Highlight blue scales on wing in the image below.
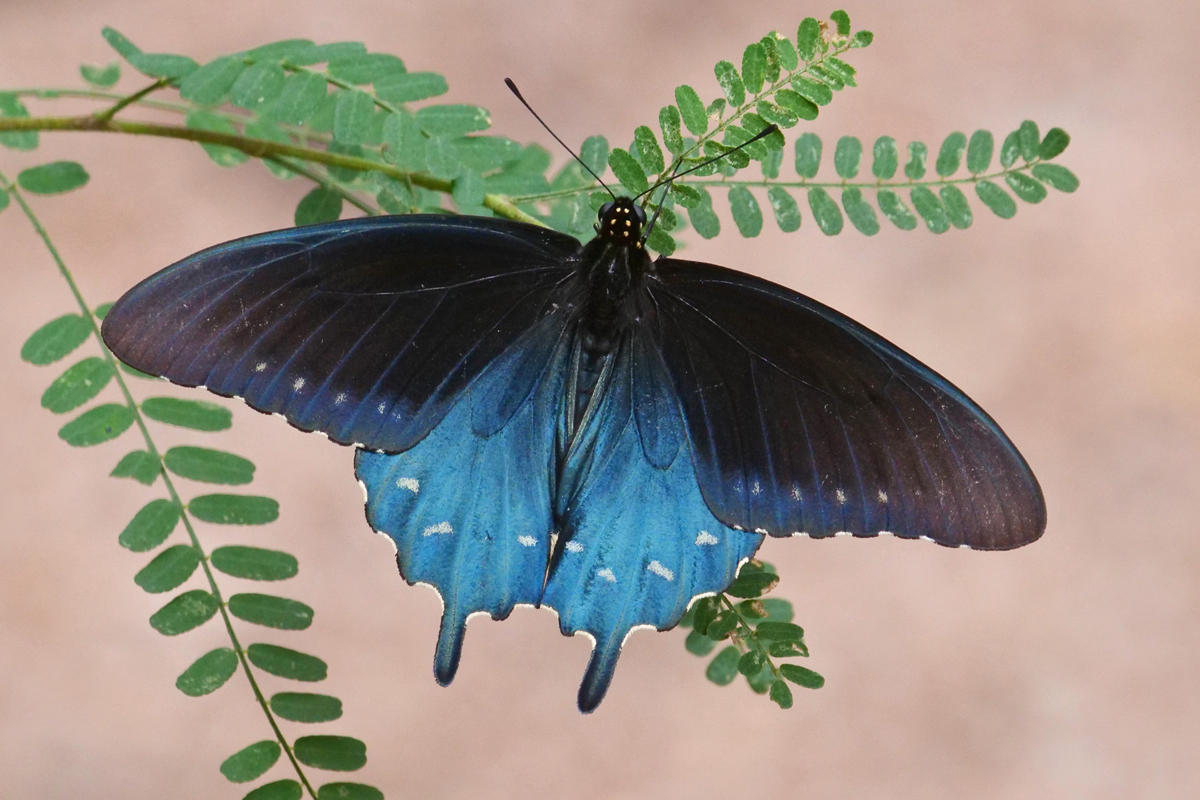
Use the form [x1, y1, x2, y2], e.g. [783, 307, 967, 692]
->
[355, 325, 762, 711]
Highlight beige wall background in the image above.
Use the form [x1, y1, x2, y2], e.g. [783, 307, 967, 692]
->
[1, 0, 1196, 797]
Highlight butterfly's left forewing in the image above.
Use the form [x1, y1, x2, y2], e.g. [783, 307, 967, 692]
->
[101, 215, 581, 452]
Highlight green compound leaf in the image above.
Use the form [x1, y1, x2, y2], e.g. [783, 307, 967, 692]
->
[164, 446, 255, 485]
[746, 661, 774, 694]
[451, 170, 485, 210]
[0, 190, 7, 214]
[841, 188, 879, 235]
[229, 62, 286, 112]
[375, 71, 448, 104]
[179, 56, 246, 105]
[0, 92, 39, 150]
[247, 38, 315, 61]
[713, 60, 745, 106]
[706, 609, 739, 641]
[796, 17, 821, 61]
[774, 88, 818, 121]
[295, 187, 343, 226]
[741, 42, 766, 94]
[791, 76, 832, 107]
[212, 546, 298, 581]
[229, 593, 314, 630]
[111, 450, 161, 485]
[806, 187, 843, 236]
[271, 72, 328, 125]
[687, 188, 720, 239]
[761, 147, 783, 179]
[1031, 163, 1080, 193]
[940, 185, 973, 229]
[633, 126, 665, 175]
[270, 692, 343, 723]
[425, 135, 462, 180]
[578, 135, 609, 177]
[93, 302, 113, 320]
[18, 161, 90, 194]
[706, 646, 741, 685]
[22, 314, 92, 365]
[149, 589, 219, 636]
[831, 9, 852, 35]
[755, 100, 798, 129]
[645, 227, 676, 257]
[659, 106, 684, 155]
[1017, 120, 1040, 162]
[333, 90, 375, 146]
[176, 647, 239, 697]
[317, 783, 384, 800]
[760, 598, 794, 622]
[327, 53, 405, 85]
[966, 129, 993, 173]
[247, 643, 328, 682]
[41, 357, 113, 413]
[1039, 127, 1071, 160]
[904, 141, 927, 180]
[689, 596, 720, 635]
[127, 53, 198, 81]
[141, 397, 232, 431]
[737, 599, 767, 619]
[738, 649, 767, 677]
[728, 187, 762, 237]
[100, 26, 140, 58]
[80, 62, 120, 87]
[1005, 171, 1047, 204]
[850, 30, 874, 48]
[134, 544, 201, 593]
[58, 403, 134, 446]
[769, 678, 794, 709]
[294, 736, 367, 772]
[766, 186, 801, 232]
[910, 186, 950, 233]
[999, 129, 1021, 168]
[768, 640, 809, 658]
[877, 189, 918, 230]
[685, 628, 717, 656]
[674, 85, 707, 136]
[755, 621, 805, 643]
[726, 569, 781, 598]
[415, 104, 490, 136]
[119, 499, 180, 552]
[449, 135, 518, 172]
[221, 740, 282, 783]
[189, 494, 279, 525]
[780, 663, 826, 689]
[186, 110, 248, 167]
[794, 132, 822, 178]
[833, 136, 861, 179]
[244, 779, 303, 800]
[935, 131, 967, 177]
[810, 64, 843, 91]
[290, 42, 367, 66]
[824, 56, 857, 86]
[771, 31, 799, 71]
[670, 183, 701, 209]
[607, 148, 649, 196]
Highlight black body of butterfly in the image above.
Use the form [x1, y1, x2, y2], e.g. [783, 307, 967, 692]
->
[101, 195, 1045, 712]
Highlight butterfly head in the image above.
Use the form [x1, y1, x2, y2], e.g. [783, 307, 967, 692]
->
[596, 198, 647, 248]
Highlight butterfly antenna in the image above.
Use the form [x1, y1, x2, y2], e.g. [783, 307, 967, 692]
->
[505, 78, 616, 199]
[635, 124, 780, 203]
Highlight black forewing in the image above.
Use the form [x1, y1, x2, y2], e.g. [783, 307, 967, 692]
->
[645, 258, 1045, 550]
[102, 215, 581, 452]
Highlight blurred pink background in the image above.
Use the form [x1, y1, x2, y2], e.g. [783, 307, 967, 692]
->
[2, 0, 1196, 797]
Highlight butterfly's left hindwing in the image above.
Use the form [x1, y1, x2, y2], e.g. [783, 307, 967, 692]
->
[101, 216, 580, 452]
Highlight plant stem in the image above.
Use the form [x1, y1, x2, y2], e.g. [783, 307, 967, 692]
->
[1, 172, 320, 799]
[0, 113, 541, 226]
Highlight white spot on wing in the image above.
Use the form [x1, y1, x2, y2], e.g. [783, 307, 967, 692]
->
[396, 477, 419, 493]
[751, 481, 762, 496]
[292, 377, 305, 391]
[422, 521, 453, 536]
[878, 490, 888, 503]
[695, 531, 719, 546]
[597, 567, 617, 583]
[564, 541, 584, 553]
[517, 535, 537, 547]
[791, 485, 802, 501]
[836, 488, 847, 504]
[647, 560, 674, 581]
[335, 392, 347, 405]
[255, 362, 267, 372]
[377, 403, 386, 414]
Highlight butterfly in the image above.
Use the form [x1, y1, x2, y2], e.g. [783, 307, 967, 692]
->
[101, 131, 1045, 712]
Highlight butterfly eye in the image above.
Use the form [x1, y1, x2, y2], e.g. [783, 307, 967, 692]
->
[599, 201, 614, 218]
[633, 204, 647, 225]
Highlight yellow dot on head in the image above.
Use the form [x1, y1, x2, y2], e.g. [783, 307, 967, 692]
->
[625, 220, 631, 227]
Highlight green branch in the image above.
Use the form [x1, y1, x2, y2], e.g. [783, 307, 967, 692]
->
[1, 171, 320, 800]
[0, 113, 541, 226]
